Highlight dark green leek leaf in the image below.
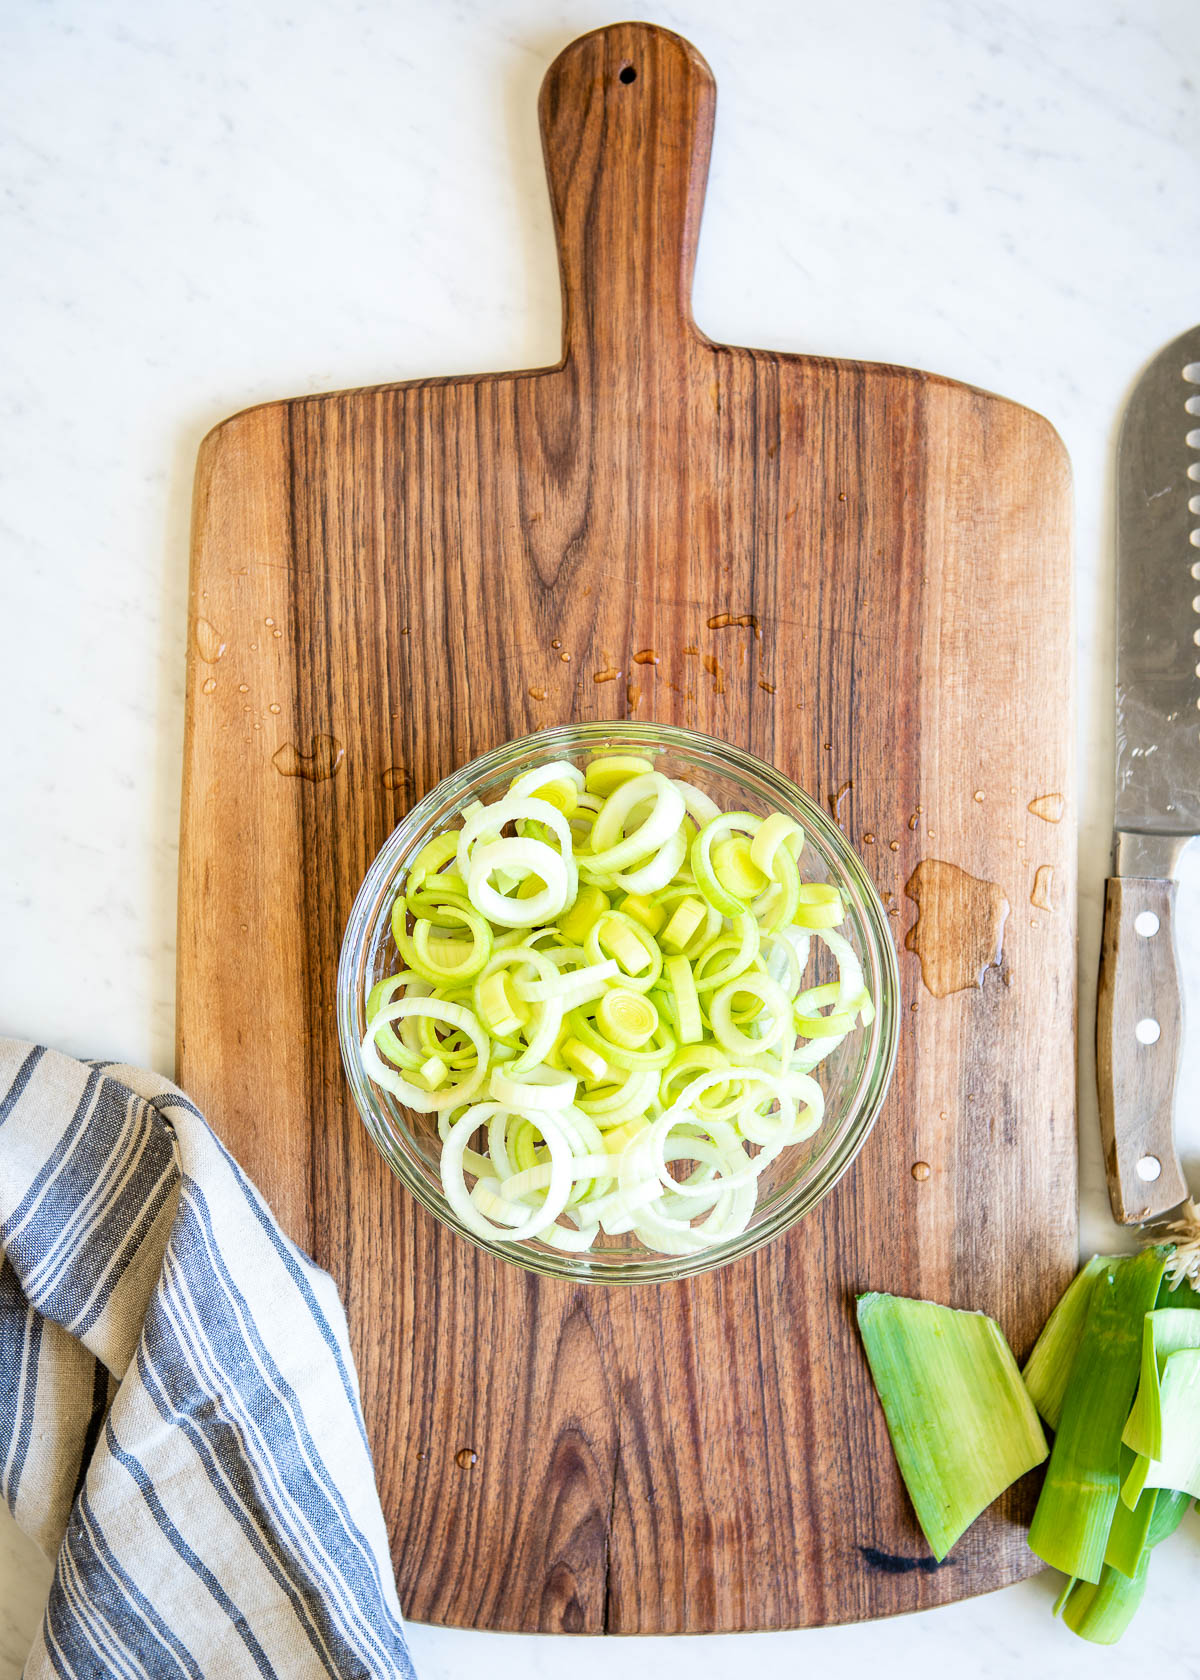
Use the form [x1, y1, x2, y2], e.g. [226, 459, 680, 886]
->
[1061, 1558, 1149, 1644]
[1028, 1248, 1168, 1583]
[1023, 1256, 1112, 1430]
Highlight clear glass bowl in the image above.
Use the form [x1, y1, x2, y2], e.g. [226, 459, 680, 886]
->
[337, 722, 899, 1284]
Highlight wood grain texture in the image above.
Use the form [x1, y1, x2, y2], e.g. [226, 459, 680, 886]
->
[177, 21, 1077, 1631]
[1097, 876, 1187, 1223]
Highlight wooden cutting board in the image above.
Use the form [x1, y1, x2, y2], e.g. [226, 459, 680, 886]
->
[178, 21, 1076, 1632]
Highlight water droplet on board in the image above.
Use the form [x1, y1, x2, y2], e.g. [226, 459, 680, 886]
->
[551, 639, 562, 649]
[911, 1161, 931, 1181]
[250, 641, 258, 651]
[593, 667, 620, 684]
[1030, 865, 1055, 911]
[415, 1448, 428, 1463]
[973, 790, 985, 804]
[265, 617, 274, 626]
[400, 626, 410, 636]
[626, 683, 642, 709]
[201, 677, 217, 695]
[862, 833, 875, 845]
[837, 491, 848, 502]
[889, 840, 900, 852]
[702, 654, 726, 695]
[238, 683, 249, 693]
[908, 813, 920, 830]
[905, 859, 1011, 998]
[559, 651, 571, 662]
[272, 734, 345, 782]
[195, 618, 227, 663]
[529, 686, 547, 700]
[828, 780, 853, 821]
[758, 679, 776, 694]
[269, 702, 281, 714]
[633, 648, 659, 665]
[1028, 792, 1065, 823]
[706, 612, 762, 639]
[381, 765, 410, 791]
[455, 1447, 478, 1469]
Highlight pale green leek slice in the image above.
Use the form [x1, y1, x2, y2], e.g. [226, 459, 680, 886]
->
[1022, 1255, 1111, 1429]
[1027, 1248, 1168, 1583]
[1122, 1347, 1200, 1507]
[1122, 1306, 1200, 1467]
[856, 1292, 1048, 1562]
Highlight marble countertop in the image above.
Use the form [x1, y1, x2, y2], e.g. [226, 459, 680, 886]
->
[3, 0, 1200, 1672]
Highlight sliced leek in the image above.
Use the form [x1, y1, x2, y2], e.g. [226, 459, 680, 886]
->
[361, 749, 875, 1258]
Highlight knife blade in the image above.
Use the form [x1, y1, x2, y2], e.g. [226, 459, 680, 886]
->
[1098, 324, 1200, 1224]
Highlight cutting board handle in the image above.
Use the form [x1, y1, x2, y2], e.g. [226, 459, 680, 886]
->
[538, 22, 716, 362]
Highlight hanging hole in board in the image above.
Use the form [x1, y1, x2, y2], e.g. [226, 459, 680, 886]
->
[1136, 1154, 1162, 1183]
[619, 64, 637, 83]
[1185, 363, 1200, 383]
[1134, 911, 1160, 938]
[1135, 1017, 1161, 1045]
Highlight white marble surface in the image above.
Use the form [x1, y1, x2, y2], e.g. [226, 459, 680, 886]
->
[3, 0, 1200, 1671]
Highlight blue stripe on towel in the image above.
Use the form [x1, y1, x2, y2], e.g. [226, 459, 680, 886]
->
[0, 1044, 45, 1128]
[2, 1067, 103, 1245]
[97, 1434, 276, 1678]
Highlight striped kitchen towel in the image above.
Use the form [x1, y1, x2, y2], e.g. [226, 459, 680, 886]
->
[0, 1040, 416, 1679]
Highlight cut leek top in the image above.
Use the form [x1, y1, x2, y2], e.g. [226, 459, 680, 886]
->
[359, 753, 874, 1258]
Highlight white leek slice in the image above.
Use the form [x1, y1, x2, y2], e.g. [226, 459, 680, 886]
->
[489, 1066, 578, 1111]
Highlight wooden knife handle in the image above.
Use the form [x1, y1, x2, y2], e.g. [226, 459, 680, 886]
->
[1097, 876, 1188, 1223]
[538, 22, 716, 358]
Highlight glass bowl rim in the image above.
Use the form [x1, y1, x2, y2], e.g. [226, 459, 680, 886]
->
[337, 721, 900, 1284]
